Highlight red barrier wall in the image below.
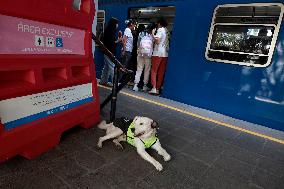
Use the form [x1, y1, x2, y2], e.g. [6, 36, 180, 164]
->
[0, 0, 100, 162]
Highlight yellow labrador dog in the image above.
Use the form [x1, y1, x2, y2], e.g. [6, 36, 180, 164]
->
[97, 116, 171, 171]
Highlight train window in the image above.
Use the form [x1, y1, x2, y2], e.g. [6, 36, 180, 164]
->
[205, 4, 284, 67]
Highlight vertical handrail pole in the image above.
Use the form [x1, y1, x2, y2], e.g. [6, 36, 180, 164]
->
[110, 66, 119, 122]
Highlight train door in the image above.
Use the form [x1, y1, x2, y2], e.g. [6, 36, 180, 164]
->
[94, 10, 106, 77]
[96, 10, 106, 44]
[129, 6, 176, 95]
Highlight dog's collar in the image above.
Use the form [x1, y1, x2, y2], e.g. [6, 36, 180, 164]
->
[134, 132, 144, 137]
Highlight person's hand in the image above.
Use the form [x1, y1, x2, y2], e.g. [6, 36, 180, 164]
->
[115, 37, 122, 43]
[152, 28, 157, 36]
[118, 31, 122, 38]
[121, 50, 125, 56]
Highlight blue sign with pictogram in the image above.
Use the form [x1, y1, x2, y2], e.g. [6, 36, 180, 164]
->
[56, 38, 63, 47]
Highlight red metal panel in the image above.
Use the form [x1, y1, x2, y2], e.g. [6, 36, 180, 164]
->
[0, 0, 100, 163]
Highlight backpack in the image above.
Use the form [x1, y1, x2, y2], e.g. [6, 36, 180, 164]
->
[139, 34, 153, 57]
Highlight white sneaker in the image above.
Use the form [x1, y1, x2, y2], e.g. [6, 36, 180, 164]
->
[133, 84, 139, 91]
[149, 88, 158, 94]
[143, 85, 149, 92]
[107, 82, 113, 87]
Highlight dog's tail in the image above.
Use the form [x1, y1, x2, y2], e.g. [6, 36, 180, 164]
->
[97, 120, 108, 130]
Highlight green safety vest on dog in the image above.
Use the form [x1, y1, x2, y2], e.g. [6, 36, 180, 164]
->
[126, 122, 158, 148]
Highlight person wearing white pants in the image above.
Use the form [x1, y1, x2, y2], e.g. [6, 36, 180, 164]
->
[133, 26, 154, 92]
[133, 56, 152, 91]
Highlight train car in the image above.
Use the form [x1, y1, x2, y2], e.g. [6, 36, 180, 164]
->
[95, 0, 284, 132]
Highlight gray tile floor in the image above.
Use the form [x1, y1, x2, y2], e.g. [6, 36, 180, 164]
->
[1, 87, 284, 189]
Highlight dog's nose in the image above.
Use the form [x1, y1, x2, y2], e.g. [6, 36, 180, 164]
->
[131, 128, 135, 133]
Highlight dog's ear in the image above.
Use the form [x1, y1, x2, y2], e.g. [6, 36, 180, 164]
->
[151, 120, 158, 128]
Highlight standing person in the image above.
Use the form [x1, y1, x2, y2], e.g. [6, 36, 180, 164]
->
[121, 20, 135, 67]
[120, 19, 136, 83]
[100, 17, 121, 86]
[129, 24, 145, 85]
[133, 25, 154, 92]
[149, 18, 169, 95]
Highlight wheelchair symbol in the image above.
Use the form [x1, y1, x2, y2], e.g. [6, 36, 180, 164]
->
[56, 38, 63, 47]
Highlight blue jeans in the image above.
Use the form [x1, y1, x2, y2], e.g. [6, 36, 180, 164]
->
[100, 55, 115, 84]
[119, 51, 132, 82]
[121, 51, 132, 68]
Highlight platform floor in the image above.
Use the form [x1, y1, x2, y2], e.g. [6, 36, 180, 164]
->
[1, 86, 284, 189]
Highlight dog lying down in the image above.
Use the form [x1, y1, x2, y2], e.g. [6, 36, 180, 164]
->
[97, 116, 171, 171]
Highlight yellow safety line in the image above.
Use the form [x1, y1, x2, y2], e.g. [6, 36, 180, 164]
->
[98, 85, 284, 145]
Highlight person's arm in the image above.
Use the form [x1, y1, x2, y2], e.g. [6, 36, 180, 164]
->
[154, 37, 161, 44]
[137, 33, 142, 48]
[115, 37, 122, 43]
[122, 35, 128, 55]
[137, 33, 142, 54]
[153, 28, 162, 44]
[115, 31, 123, 43]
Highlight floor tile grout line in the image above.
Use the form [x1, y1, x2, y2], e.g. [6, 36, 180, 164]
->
[73, 154, 93, 173]
[52, 138, 136, 179]
[210, 150, 262, 182]
[190, 163, 213, 188]
[251, 157, 260, 182]
[166, 145, 212, 167]
[47, 166, 74, 189]
[133, 168, 156, 186]
[260, 139, 268, 155]
[250, 157, 284, 179]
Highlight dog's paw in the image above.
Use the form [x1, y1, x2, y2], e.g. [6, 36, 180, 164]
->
[115, 143, 124, 150]
[155, 162, 163, 172]
[97, 138, 103, 149]
[164, 154, 171, 162]
[97, 143, 102, 149]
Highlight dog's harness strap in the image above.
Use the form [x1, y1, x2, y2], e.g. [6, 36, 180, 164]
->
[126, 122, 136, 147]
[148, 138, 158, 148]
[143, 136, 158, 148]
[126, 121, 158, 148]
[140, 139, 145, 145]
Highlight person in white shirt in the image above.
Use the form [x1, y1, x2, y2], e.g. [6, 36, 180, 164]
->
[121, 20, 135, 69]
[149, 18, 169, 95]
[119, 20, 135, 83]
[133, 25, 154, 92]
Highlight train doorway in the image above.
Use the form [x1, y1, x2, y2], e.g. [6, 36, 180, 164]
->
[128, 6, 176, 95]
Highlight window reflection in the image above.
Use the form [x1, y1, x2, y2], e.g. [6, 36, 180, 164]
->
[210, 25, 275, 55]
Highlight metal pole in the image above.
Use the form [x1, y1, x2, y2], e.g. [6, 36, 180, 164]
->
[110, 65, 119, 122]
[100, 71, 133, 110]
[92, 33, 134, 121]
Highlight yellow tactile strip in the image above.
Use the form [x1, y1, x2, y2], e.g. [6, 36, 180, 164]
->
[98, 85, 284, 145]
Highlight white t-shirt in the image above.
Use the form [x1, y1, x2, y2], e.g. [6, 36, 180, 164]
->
[123, 28, 133, 52]
[152, 27, 169, 57]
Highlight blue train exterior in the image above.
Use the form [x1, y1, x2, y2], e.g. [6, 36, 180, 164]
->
[95, 0, 284, 131]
